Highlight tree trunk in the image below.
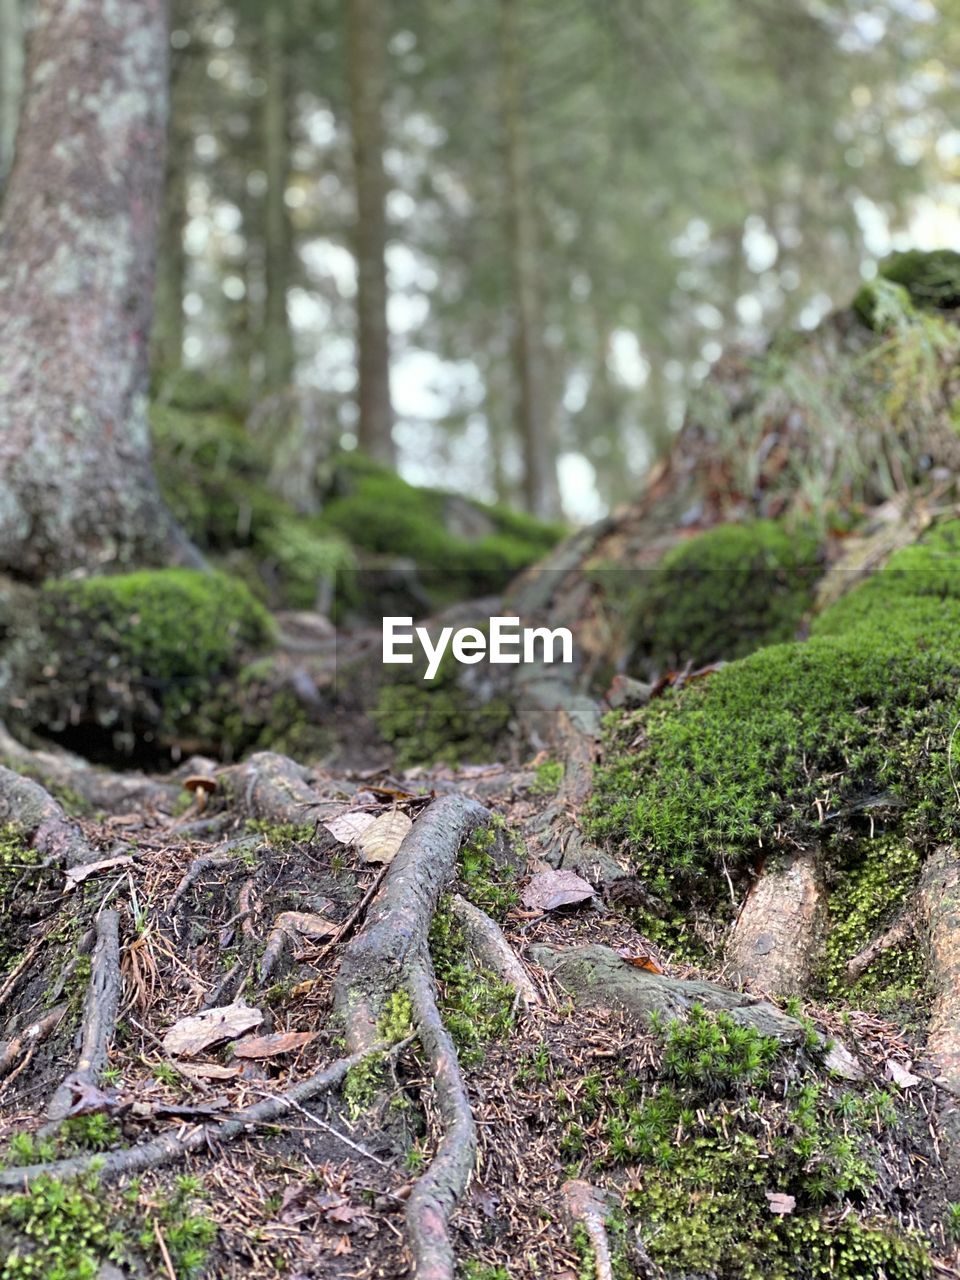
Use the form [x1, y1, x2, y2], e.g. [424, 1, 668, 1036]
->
[0, 0, 22, 186]
[346, 0, 395, 466]
[499, 0, 557, 520]
[262, 0, 295, 395]
[0, 0, 196, 580]
[151, 4, 190, 377]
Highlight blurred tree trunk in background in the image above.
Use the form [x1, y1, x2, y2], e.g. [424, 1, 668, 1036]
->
[152, 5, 190, 377]
[0, 0, 22, 186]
[263, 0, 295, 394]
[0, 0, 195, 580]
[499, 0, 557, 519]
[347, 0, 395, 466]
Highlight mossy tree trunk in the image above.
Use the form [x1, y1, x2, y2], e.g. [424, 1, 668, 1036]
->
[0, 0, 196, 581]
[346, 0, 395, 467]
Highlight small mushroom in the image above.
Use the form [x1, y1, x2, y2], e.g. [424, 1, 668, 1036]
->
[182, 774, 218, 813]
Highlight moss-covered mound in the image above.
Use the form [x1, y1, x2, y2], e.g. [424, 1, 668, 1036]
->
[629, 519, 822, 669]
[15, 569, 273, 757]
[152, 393, 563, 617]
[589, 520, 960, 908]
[855, 248, 960, 329]
[548, 1006, 933, 1279]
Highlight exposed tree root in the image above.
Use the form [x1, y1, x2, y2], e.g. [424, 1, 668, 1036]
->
[0, 1044, 386, 1189]
[726, 849, 826, 996]
[0, 763, 97, 867]
[920, 845, 960, 1091]
[43, 908, 121, 1128]
[0, 1005, 66, 1081]
[448, 894, 540, 1009]
[562, 1180, 616, 1280]
[332, 794, 487, 1052]
[221, 750, 322, 825]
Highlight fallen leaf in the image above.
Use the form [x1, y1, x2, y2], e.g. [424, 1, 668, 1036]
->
[175, 1062, 242, 1082]
[62, 1077, 119, 1117]
[359, 809, 413, 864]
[64, 855, 135, 890]
[233, 1030, 318, 1059]
[280, 911, 337, 939]
[618, 951, 664, 975]
[162, 1001, 263, 1058]
[322, 810, 378, 845]
[765, 1191, 796, 1216]
[332, 1236, 352, 1256]
[823, 1040, 864, 1081]
[326, 1202, 367, 1224]
[522, 869, 594, 912]
[885, 1058, 921, 1088]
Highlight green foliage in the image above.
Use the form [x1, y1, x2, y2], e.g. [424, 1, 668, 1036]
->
[820, 837, 926, 1014]
[659, 1006, 781, 1094]
[137, 1175, 217, 1280]
[379, 990, 414, 1043]
[430, 899, 515, 1068]
[589, 522, 960, 905]
[458, 821, 519, 921]
[630, 520, 821, 668]
[530, 759, 564, 795]
[40, 569, 272, 683]
[373, 653, 512, 769]
[461, 1265, 510, 1280]
[318, 454, 563, 604]
[343, 1052, 387, 1119]
[854, 249, 960, 328]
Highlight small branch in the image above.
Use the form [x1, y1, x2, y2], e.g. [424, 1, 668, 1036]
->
[42, 909, 121, 1128]
[846, 908, 916, 983]
[0, 1043, 387, 1188]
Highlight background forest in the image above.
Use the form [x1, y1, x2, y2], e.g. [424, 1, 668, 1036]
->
[3, 0, 957, 520]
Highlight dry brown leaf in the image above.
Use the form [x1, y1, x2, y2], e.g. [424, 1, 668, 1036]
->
[233, 1030, 318, 1059]
[765, 1191, 796, 1215]
[64, 855, 135, 890]
[359, 809, 413, 864]
[162, 1001, 263, 1058]
[281, 911, 337, 939]
[322, 809, 378, 845]
[175, 1062, 243, 1082]
[522, 869, 594, 912]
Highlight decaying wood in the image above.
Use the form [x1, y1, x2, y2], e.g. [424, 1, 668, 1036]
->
[726, 849, 826, 996]
[449, 893, 540, 1008]
[920, 845, 960, 1092]
[562, 1181, 615, 1280]
[43, 908, 121, 1128]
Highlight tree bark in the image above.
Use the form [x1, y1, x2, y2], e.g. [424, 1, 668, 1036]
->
[499, 0, 558, 519]
[346, 0, 395, 466]
[262, 0, 295, 394]
[151, 2, 190, 377]
[0, 0, 195, 580]
[0, 0, 22, 186]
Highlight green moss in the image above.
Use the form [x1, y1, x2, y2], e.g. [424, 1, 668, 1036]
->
[819, 837, 926, 1015]
[0, 1170, 215, 1280]
[430, 898, 515, 1068]
[588, 523, 960, 910]
[379, 990, 414, 1044]
[630, 520, 822, 668]
[343, 1053, 387, 1119]
[530, 759, 564, 795]
[373, 653, 511, 769]
[854, 249, 960, 328]
[657, 1005, 781, 1094]
[458, 820, 519, 922]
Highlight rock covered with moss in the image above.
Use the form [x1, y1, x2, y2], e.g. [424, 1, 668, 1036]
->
[11, 569, 274, 758]
[628, 518, 822, 669]
[854, 248, 960, 329]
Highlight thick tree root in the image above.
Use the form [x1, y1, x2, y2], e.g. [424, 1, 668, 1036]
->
[333, 794, 487, 1051]
[726, 849, 826, 996]
[562, 1181, 616, 1280]
[332, 794, 488, 1278]
[0, 1044, 385, 1189]
[920, 845, 960, 1091]
[0, 763, 97, 867]
[42, 908, 121, 1128]
[220, 750, 322, 825]
[449, 894, 540, 1008]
